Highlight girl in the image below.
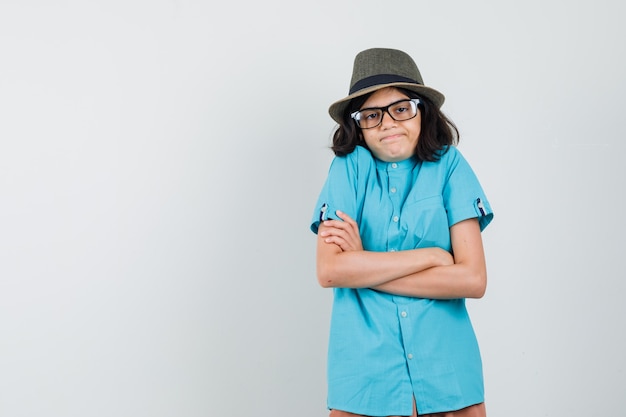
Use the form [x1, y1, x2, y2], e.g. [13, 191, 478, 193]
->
[311, 48, 494, 417]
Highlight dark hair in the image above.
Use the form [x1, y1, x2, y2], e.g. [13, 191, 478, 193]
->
[330, 88, 459, 162]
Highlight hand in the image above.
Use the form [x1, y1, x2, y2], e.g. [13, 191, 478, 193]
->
[318, 210, 363, 252]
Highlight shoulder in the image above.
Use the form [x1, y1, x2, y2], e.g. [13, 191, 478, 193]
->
[329, 145, 376, 173]
[349, 145, 376, 164]
[431, 145, 473, 173]
[438, 145, 462, 163]
[420, 145, 462, 170]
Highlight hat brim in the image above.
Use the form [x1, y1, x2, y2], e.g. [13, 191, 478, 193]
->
[328, 82, 445, 124]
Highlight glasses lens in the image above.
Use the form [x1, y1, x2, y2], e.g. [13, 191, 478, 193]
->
[354, 99, 418, 129]
[357, 109, 382, 128]
[388, 100, 417, 121]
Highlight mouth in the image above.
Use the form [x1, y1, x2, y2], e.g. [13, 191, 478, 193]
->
[380, 134, 402, 142]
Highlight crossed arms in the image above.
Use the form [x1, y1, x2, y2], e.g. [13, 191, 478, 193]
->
[316, 210, 487, 299]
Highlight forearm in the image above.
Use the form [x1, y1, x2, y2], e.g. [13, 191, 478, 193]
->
[373, 219, 488, 299]
[372, 262, 487, 299]
[317, 245, 449, 289]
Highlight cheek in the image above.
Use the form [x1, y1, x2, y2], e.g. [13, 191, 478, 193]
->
[361, 132, 375, 146]
[412, 120, 422, 141]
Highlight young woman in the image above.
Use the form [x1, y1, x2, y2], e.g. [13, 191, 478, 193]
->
[310, 48, 494, 417]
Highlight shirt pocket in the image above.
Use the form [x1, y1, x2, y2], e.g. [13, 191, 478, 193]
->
[403, 195, 450, 249]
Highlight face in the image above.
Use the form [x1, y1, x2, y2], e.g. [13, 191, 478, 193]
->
[358, 87, 421, 162]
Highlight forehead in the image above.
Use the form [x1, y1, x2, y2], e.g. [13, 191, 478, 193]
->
[362, 87, 410, 107]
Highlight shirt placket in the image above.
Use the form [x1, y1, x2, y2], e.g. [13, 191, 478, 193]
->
[396, 303, 426, 405]
[387, 161, 424, 402]
[387, 162, 402, 252]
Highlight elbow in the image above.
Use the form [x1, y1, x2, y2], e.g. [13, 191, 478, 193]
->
[317, 274, 333, 288]
[318, 279, 334, 289]
[316, 263, 337, 288]
[471, 284, 487, 299]
[317, 257, 351, 289]
[468, 270, 487, 299]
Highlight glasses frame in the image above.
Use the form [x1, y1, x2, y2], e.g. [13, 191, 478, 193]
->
[350, 98, 421, 129]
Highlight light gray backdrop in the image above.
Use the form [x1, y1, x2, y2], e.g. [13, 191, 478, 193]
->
[1, 1, 624, 416]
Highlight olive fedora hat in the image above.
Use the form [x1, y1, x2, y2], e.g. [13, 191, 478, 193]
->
[328, 48, 445, 124]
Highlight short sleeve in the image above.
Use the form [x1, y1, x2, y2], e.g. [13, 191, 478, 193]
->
[442, 148, 493, 231]
[310, 147, 375, 234]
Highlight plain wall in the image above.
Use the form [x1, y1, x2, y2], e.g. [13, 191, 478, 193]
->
[1, 1, 624, 416]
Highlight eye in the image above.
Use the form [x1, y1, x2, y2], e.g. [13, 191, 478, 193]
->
[361, 110, 380, 121]
[392, 103, 410, 114]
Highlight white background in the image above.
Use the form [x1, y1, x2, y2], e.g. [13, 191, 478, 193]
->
[1, 1, 624, 416]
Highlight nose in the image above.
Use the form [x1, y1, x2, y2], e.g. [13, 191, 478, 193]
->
[380, 110, 396, 127]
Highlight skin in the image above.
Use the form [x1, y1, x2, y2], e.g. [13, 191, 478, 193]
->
[316, 88, 487, 299]
[359, 88, 422, 163]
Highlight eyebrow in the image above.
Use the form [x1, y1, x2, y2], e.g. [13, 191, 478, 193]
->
[359, 97, 411, 111]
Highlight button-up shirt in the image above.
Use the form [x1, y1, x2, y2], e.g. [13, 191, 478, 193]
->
[311, 145, 493, 415]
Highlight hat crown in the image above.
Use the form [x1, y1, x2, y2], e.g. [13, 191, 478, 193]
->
[349, 48, 424, 94]
[327, 48, 445, 124]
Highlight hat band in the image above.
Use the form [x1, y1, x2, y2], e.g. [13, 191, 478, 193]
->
[349, 74, 421, 95]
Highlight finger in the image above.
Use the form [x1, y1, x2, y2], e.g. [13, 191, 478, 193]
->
[319, 228, 347, 238]
[319, 222, 350, 240]
[322, 228, 350, 243]
[320, 216, 362, 251]
[322, 219, 351, 233]
[320, 226, 356, 249]
[325, 231, 361, 251]
[335, 210, 357, 228]
[323, 236, 350, 251]
[327, 237, 359, 252]
[323, 217, 357, 237]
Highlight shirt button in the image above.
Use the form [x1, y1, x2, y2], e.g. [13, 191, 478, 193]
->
[389, 249, 396, 252]
[391, 163, 398, 169]
[407, 353, 414, 360]
[393, 216, 399, 222]
[390, 187, 397, 193]
[401, 311, 407, 318]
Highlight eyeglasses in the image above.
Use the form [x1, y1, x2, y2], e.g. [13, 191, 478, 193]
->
[351, 98, 420, 129]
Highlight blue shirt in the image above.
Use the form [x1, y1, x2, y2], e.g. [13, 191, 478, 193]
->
[310, 145, 493, 415]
